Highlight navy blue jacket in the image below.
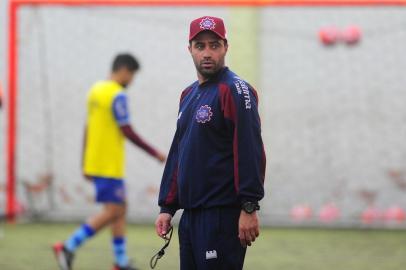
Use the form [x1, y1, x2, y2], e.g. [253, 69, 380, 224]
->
[159, 67, 266, 216]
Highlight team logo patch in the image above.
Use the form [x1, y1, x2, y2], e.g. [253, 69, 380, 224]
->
[200, 17, 216, 30]
[196, 105, 213, 123]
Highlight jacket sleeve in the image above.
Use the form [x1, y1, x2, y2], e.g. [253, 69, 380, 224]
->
[158, 128, 180, 216]
[158, 87, 193, 216]
[219, 80, 266, 206]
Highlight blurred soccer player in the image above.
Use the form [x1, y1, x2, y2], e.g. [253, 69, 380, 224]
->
[53, 53, 166, 270]
[155, 16, 266, 270]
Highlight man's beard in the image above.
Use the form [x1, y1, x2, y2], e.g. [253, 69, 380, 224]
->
[195, 60, 223, 80]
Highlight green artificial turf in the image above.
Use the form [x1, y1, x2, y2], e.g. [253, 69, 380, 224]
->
[0, 223, 405, 270]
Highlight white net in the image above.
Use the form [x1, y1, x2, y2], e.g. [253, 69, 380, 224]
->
[11, 5, 406, 227]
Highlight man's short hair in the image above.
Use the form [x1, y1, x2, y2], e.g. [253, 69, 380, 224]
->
[112, 53, 140, 72]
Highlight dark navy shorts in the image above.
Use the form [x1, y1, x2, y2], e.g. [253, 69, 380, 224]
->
[93, 177, 126, 204]
[178, 207, 246, 270]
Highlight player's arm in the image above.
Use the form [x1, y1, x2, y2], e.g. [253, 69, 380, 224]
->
[219, 81, 266, 247]
[113, 93, 166, 162]
[120, 125, 166, 162]
[81, 125, 92, 181]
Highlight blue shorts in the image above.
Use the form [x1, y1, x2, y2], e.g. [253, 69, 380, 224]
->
[93, 177, 126, 204]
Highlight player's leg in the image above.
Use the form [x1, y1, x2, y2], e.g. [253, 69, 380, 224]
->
[97, 179, 138, 270]
[87, 203, 124, 230]
[191, 207, 246, 270]
[53, 203, 122, 270]
[63, 203, 123, 253]
[63, 178, 126, 251]
[87, 177, 127, 231]
[110, 204, 138, 270]
[53, 178, 125, 270]
[179, 210, 198, 270]
[63, 222, 96, 253]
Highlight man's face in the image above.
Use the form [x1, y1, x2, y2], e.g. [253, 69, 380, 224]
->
[189, 31, 228, 79]
[117, 68, 135, 88]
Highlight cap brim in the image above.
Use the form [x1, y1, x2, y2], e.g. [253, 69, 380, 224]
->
[189, 29, 226, 41]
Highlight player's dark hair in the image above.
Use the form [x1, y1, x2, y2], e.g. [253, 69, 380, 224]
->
[112, 53, 140, 73]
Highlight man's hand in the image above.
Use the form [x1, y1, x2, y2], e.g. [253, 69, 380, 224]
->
[156, 152, 167, 163]
[238, 210, 260, 248]
[155, 213, 172, 239]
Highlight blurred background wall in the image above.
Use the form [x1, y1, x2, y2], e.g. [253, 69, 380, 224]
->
[1, 2, 406, 227]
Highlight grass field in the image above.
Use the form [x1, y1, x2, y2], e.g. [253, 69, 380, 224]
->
[0, 223, 405, 270]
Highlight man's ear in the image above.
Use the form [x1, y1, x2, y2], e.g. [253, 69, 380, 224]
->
[188, 44, 192, 54]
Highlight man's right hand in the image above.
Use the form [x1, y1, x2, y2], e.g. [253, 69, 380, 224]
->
[156, 152, 167, 163]
[155, 213, 172, 239]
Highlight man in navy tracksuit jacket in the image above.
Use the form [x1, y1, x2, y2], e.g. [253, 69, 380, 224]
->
[155, 16, 266, 270]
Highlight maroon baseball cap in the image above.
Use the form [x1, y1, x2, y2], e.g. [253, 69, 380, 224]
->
[189, 16, 227, 41]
